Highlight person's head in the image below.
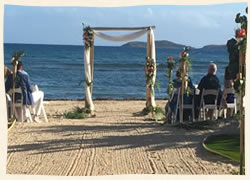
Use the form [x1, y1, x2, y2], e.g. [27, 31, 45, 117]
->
[227, 38, 239, 64]
[176, 69, 182, 79]
[226, 38, 238, 54]
[208, 63, 217, 75]
[224, 66, 233, 80]
[17, 61, 23, 71]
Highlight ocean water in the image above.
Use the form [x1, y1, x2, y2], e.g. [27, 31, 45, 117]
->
[4, 43, 229, 100]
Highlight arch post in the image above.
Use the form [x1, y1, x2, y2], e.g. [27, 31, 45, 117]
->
[83, 27, 95, 112]
[145, 28, 157, 110]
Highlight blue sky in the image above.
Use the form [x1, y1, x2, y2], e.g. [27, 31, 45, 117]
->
[4, 2, 248, 48]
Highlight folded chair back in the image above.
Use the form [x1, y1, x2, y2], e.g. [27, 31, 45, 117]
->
[199, 88, 219, 121]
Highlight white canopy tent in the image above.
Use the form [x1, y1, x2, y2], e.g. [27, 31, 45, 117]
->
[83, 26, 157, 114]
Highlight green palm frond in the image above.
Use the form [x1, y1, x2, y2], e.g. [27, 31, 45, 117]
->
[12, 51, 24, 60]
[155, 80, 160, 92]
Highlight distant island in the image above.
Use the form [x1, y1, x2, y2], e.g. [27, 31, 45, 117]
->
[121, 40, 227, 50]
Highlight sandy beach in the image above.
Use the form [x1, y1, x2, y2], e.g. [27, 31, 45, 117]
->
[7, 99, 240, 175]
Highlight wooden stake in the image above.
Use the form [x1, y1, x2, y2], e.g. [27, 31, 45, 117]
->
[146, 32, 151, 108]
[84, 46, 89, 109]
[11, 60, 17, 119]
[90, 35, 95, 96]
[180, 61, 186, 124]
[168, 69, 173, 99]
[239, 51, 245, 175]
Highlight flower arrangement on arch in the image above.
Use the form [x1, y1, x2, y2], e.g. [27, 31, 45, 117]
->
[235, 8, 247, 53]
[145, 56, 156, 87]
[234, 7, 247, 95]
[167, 56, 175, 70]
[83, 25, 94, 48]
[167, 56, 176, 97]
[179, 46, 192, 93]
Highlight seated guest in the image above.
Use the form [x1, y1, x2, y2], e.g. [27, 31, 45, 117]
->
[165, 69, 194, 122]
[221, 66, 235, 117]
[224, 66, 234, 103]
[5, 61, 44, 122]
[198, 63, 221, 99]
[196, 63, 222, 119]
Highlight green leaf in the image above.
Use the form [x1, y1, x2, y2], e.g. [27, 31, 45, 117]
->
[12, 51, 24, 60]
[155, 111, 165, 121]
[155, 80, 160, 92]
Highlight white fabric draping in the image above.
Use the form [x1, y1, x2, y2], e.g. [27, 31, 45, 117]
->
[84, 47, 95, 111]
[93, 30, 147, 42]
[146, 29, 156, 108]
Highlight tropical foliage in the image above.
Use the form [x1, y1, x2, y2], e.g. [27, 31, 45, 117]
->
[167, 56, 175, 98]
[64, 107, 90, 119]
[11, 51, 24, 65]
[235, 7, 247, 53]
[142, 106, 165, 121]
[234, 7, 247, 95]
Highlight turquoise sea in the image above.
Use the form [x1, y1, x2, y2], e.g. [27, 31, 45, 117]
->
[4, 43, 229, 100]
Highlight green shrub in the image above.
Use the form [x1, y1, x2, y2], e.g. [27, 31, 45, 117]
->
[64, 107, 90, 119]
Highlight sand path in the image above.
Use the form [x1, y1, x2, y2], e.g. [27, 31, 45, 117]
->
[7, 100, 239, 175]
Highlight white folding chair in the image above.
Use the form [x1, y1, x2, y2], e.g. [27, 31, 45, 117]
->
[199, 89, 219, 121]
[221, 88, 237, 118]
[7, 88, 33, 122]
[32, 85, 48, 122]
[179, 88, 195, 122]
[166, 88, 181, 124]
[6, 94, 12, 119]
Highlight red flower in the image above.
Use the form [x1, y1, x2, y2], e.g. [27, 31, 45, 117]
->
[238, 29, 246, 37]
[168, 56, 173, 60]
[180, 51, 185, 57]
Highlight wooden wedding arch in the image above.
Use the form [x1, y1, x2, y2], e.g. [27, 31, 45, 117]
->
[82, 26, 157, 114]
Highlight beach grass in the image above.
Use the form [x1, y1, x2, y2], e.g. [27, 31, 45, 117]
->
[64, 107, 90, 119]
[8, 118, 16, 131]
[203, 134, 244, 163]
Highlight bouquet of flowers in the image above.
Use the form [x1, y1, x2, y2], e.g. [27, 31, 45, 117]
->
[145, 56, 156, 87]
[167, 56, 175, 70]
[179, 46, 192, 92]
[83, 26, 94, 48]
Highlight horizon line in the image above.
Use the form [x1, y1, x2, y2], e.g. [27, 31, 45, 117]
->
[4, 41, 227, 49]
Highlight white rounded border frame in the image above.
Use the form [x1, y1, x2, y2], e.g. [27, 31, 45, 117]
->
[0, 0, 249, 180]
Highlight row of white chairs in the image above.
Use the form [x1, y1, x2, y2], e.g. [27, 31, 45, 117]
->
[6, 86, 48, 122]
[169, 87, 237, 124]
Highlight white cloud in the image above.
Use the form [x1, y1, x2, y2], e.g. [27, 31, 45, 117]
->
[175, 11, 221, 29]
[147, 8, 153, 16]
[143, 7, 153, 18]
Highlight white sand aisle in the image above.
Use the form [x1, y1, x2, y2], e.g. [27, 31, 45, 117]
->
[7, 100, 239, 175]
